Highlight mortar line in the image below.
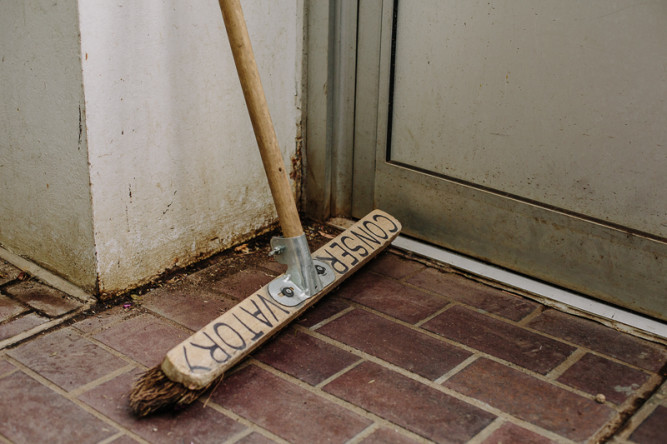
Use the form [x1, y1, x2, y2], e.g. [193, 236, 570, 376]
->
[248, 360, 432, 443]
[509, 324, 665, 374]
[0, 305, 92, 350]
[344, 422, 381, 444]
[338, 301, 661, 391]
[298, 324, 630, 411]
[222, 427, 255, 444]
[0, 246, 95, 304]
[545, 348, 587, 380]
[434, 354, 480, 385]
[466, 417, 505, 444]
[251, 357, 572, 443]
[78, 334, 150, 369]
[68, 363, 137, 398]
[2, 356, 149, 442]
[516, 305, 546, 326]
[308, 304, 356, 330]
[315, 357, 365, 389]
[202, 402, 291, 444]
[71, 308, 148, 337]
[414, 302, 456, 328]
[96, 431, 127, 444]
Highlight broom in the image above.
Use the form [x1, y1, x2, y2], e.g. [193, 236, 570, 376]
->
[129, 0, 400, 416]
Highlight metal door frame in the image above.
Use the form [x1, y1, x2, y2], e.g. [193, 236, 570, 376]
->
[306, 0, 667, 320]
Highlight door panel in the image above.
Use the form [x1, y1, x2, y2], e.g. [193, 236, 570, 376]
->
[353, 0, 667, 320]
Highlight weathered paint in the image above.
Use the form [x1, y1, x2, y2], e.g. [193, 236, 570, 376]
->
[78, 0, 304, 294]
[0, 0, 97, 290]
[1, 0, 305, 295]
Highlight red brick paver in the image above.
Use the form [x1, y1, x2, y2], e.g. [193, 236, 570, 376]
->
[253, 328, 359, 385]
[407, 267, 539, 321]
[7, 327, 128, 392]
[629, 405, 667, 444]
[4, 280, 83, 317]
[445, 358, 616, 442]
[0, 371, 117, 443]
[324, 361, 496, 443]
[93, 314, 191, 367]
[0, 312, 49, 341]
[481, 423, 557, 444]
[529, 309, 667, 372]
[336, 272, 449, 324]
[423, 305, 575, 374]
[359, 427, 422, 444]
[318, 308, 472, 380]
[212, 364, 372, 444]
[557, 353, 652, 404]
[0, 294, 28, 322]
[0, 247, 665, 444]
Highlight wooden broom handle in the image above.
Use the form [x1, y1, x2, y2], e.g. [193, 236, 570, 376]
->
[219, 0, 303, 238]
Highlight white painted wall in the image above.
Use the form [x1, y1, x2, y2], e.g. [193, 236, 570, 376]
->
[1, 0, 304, 294]
[0, 0, 97, 289]
[78, 0, 304, 294]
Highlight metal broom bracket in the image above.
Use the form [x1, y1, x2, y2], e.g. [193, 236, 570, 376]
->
[267, 234, 335, 306]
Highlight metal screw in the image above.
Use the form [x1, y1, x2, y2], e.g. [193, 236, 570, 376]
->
[315, 265, 326, 275]
[281, 287, 295, 297]
[269, 245, 285, 257]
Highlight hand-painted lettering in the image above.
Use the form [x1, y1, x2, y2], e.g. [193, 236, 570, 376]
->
[350, 228, 381, 248]
[233, 313, 264, 341]
[213, 322, 246, 351]
[315, 248, 350, 275]
[373, 213, 400, 233]
[256, 293, 290, 322]
[341, 235, 369, 258]
[182, 346, 211, 373]
[240, 299, 274, 328]
[329, 241, 359, 268]
[363, 220, 389, 239]
[190, 332, 231, 364]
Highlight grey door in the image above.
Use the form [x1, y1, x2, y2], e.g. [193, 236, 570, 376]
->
[351, 0, 667, 320]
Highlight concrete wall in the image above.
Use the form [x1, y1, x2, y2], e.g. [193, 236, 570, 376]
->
[0, 0, 97, 289]
[1, 0, 304, 294]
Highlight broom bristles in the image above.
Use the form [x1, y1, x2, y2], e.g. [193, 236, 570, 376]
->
[129, 365, 213, 417]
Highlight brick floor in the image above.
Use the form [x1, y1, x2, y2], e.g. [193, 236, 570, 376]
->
[212, 364, 372, 444]
[406, 267, 539, 322]
[0, 312, 49, 341]
[79, 370, 246, 443]
[630, 405, 667, 444]
[481, 422, 557, 444]
[318, 308, 472, 380]
[8, 327, 128, 392]
[4, 280, 83, 317]
[93, 313, 191, 367]
[556, 353, 652, 405]
[0, 259, 90, 348]
[528, 309, 667, 372]
[445, 358, 616, 441]
[0, 294, 28, 322]
[0, 248, 665, 443]
[324, 361, 495, 442]
[423, 305, 575, 374]
[336, 272, 450, 324]
[0, 371, 117, 443]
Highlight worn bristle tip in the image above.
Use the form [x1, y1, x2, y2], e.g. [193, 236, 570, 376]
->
[129, 366, 210, 417]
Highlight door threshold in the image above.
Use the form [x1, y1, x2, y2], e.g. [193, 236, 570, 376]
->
[327, 217, 666, 343]
[393, 236, 667, 343]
